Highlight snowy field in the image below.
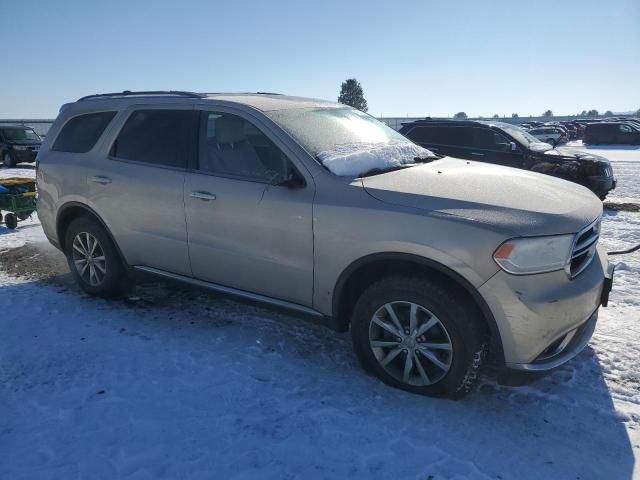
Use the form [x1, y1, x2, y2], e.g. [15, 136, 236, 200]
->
[1, 149, 639, 479]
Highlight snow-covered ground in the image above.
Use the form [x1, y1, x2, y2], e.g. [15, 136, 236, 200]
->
[1, 151, 639, 479]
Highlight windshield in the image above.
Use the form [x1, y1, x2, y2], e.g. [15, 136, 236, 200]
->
[267, 107, 435, 177]
[495, 123, 544, 147]
[1, 127, 41, 142]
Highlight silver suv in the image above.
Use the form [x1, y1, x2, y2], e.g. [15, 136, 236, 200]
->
[37, 91, 613, 398]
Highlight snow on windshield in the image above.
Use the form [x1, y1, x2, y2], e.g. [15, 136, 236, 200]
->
[317, 141, 436, 177]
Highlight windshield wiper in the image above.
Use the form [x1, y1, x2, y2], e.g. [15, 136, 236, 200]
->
[414, 155, 438, 163]
[359, 164, 415, 178]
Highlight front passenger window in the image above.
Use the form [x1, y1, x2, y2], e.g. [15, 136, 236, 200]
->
[471, 129, 512, 151]
[199, 112, 293, 184]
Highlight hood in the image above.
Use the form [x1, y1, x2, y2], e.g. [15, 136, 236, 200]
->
[543, 147, 610, 165]
[361, 157, 602, 236]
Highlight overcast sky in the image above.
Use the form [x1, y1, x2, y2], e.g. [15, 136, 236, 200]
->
[1, 0, 638, 118]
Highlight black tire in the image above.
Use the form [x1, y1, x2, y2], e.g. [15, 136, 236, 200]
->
[64, 216, 129, 297]
[17, 211, 33, 221]
[2, 152, 16, 168]
[351, 275, 487, 398]
[4, 213, 17, 229]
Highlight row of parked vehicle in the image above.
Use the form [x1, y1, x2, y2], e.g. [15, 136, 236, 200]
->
[24, 91, 614, 399]
[520, 117, 640, 146]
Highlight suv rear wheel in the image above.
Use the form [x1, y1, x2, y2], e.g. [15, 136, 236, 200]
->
[64, 216, 129, 297]
[350, 275, 486, 398]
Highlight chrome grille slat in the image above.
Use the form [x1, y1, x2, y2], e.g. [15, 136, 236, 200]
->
[572, 233, 599, 257]
[566, 218, 600, 278]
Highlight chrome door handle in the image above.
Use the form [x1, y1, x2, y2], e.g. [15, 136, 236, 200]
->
[470, 152, 484, 157]
[91, 175, 112, 184]
[190, 191, 217, 201]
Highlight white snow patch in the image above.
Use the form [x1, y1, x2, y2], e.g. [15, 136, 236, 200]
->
[317, 141, 435, 177]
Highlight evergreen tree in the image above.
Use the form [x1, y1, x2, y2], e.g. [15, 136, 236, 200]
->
[453, 112, 467, 119]
[511, 113, 519, 118]
[338, 78, 368, 112]
[543, 110, 553, 118]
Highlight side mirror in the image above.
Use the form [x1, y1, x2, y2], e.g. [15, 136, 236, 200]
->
[510, 142, 518, 152]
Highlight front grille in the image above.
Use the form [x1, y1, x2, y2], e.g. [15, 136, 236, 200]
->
[566, 218, 600, 278]
[602, 165, 613, 177]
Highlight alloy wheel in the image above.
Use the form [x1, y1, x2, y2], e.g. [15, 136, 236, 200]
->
[369, 301, 453, 386]
[72, 232, 107, 287]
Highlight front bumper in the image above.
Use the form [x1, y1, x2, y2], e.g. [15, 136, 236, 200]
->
[588, 174, 616, 197]
[479, 244, 610, 370]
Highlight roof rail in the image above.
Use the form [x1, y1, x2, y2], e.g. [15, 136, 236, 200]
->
[77, 90, 207, 102]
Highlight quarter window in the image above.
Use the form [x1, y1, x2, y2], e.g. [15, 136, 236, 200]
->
[111, 110, 191, 168]
[52, 112, 116, 153]
[198, 112, 294, 183]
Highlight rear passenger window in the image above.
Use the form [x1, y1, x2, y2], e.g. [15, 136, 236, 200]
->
[111, 110, 191, 168]
[52, 112, 116, 153]
[406, 126, 469, 146]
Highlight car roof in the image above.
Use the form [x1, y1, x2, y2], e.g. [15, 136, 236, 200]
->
[400, 119, 521, 130]
[70, 91, 340, 112]
[401, 119, 488, 128]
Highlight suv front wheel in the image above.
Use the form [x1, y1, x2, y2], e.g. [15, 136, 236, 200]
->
[351, 275, 486, 398]
[64, 216, 129, 297]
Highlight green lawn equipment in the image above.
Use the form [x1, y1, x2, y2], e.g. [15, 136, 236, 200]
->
[0, 177, 37, 229]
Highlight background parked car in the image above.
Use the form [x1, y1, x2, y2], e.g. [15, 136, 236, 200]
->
[528, 126, 568, 146]
[559, 122, 578, 139]
[0, 125, 42, 167]
[400, 119, 616, 198]
[584, 122, 640, 145]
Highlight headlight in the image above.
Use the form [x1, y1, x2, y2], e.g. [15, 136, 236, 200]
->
[493, 235, 574, 275]
[12, 145, 28, 151]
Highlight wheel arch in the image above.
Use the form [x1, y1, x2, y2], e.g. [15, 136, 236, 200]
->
[56, 202, 128, 267]
[331, 252, 505, 364]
